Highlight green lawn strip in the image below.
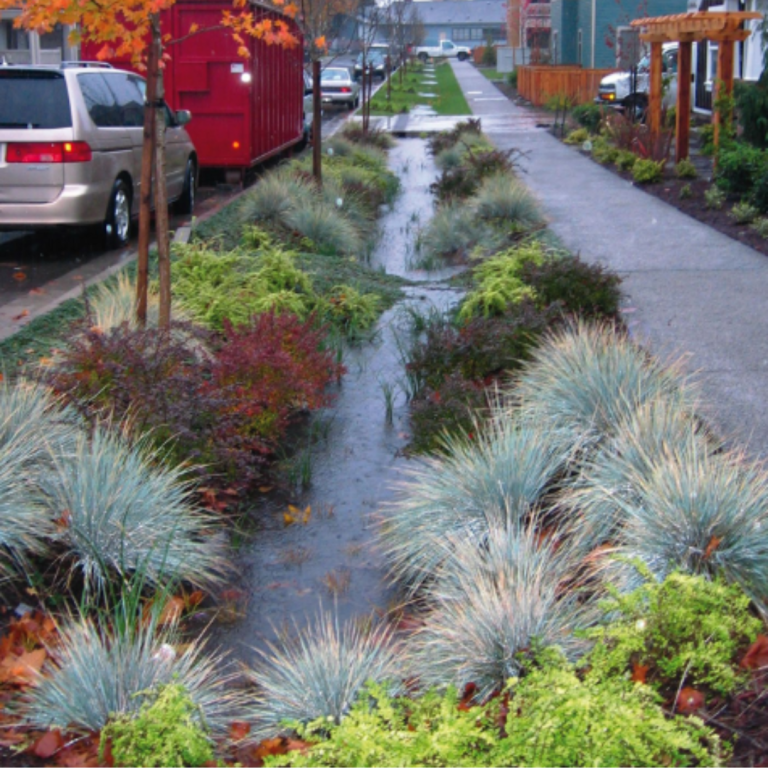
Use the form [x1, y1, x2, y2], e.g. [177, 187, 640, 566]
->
[433, 62, 471, 115]
[477, 67, 504, 81]
[369, 61, 471, 117]
[0, 297, 86, 372]
[368, 70, 431, 116]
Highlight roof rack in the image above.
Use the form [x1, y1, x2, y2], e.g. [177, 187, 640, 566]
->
[60, 61, 114, 69]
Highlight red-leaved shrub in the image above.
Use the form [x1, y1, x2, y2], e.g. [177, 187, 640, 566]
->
[47, 312, 345, 490]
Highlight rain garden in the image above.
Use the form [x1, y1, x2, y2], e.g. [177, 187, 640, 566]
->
[0, 119, 767, 766]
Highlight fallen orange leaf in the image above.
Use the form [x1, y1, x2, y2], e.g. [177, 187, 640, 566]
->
[229, 720, 251, 741]
[31, 728, 64, 758]
[676, 687, 705, 713]
[0, 648, 47, 684]
[631, 663, 650, 684]
[12, 310, 29, 321]
[741, 634, 768, 670]
[12, 271, 27, 281]
[703, 535, 722, 560]
[159, 597, 185, 625]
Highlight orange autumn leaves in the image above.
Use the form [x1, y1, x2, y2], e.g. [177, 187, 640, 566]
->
[0, 0, 299, 67]
[0, 610, 55, 688]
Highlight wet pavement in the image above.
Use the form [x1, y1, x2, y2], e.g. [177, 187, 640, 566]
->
[213, 138, 465, 662]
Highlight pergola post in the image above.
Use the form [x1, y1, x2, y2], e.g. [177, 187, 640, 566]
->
[631, 11, 760, 164]
[675, 41, 693, 163]
[713, 38, 735, 152]
[648, 41, 663, 139]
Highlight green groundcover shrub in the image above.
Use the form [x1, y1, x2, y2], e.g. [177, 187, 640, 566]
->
[586, 569, 762, 697]
[101, 683, 214, 768]
[269, 666, 724, 767]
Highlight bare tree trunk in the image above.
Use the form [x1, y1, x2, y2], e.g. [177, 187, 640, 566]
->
[361, 64, 367, 133]
[312, 58, 322, 185]
[136, 14, 159, 327]
[153, 42, 172, 329]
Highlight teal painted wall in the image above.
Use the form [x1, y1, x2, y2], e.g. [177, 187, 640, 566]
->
[550, 0, 686, 68]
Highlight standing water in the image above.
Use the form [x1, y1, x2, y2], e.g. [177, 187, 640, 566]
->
[213, 139, 464, 663]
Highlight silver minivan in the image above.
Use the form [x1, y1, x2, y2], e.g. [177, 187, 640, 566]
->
[0, 63, 197, 249]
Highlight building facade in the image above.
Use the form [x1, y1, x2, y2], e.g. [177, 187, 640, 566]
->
[549, 0, 687, 67]
[0, 11, 77, 65]
[410, 0, 507, 49]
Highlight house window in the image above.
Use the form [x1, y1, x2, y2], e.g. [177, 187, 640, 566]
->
[471, 28, 484, 40]
[0, 20, 29, 50]
[452, 28, 470, 40]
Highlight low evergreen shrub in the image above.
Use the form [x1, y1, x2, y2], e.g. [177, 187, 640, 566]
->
[571, 103, 603, 133]
[675, 158, 698, 179]
[715, 142, 766, 196]
[101, 683, 214, 768]
[586, 569, 762, 698]
[564, 127, 589, 145]
[614, 149, 637, 171]
[632, 158, 664, 184]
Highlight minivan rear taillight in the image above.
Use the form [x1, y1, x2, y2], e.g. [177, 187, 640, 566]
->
[6, 141, 92, 163]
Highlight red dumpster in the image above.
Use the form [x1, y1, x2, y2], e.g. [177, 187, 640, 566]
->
[82, 0, 305, 171]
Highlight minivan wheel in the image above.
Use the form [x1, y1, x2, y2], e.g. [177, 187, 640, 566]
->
[104, 179, 132, 249]
[175, 158, 197, 215]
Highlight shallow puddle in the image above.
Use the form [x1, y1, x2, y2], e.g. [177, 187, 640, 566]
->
[212, 139, 464, 663]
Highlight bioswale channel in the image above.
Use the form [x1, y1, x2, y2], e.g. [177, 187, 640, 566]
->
[212, 138, 465, 663]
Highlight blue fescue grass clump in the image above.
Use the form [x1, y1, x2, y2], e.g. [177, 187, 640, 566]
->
[0, 432, 52, 580]
[0, 379, 80, 579]
[0, 378, 79, 462]
[409, 521, 598, 701]
[562, 396, 715, 548]
[607, 443, 768, 605]
[23, 614, 240, 735]
[509, 322, 693, 455]
[379, 416, 573, 594]
[248, 609, 401, 738]
[36, 427, 229, 596]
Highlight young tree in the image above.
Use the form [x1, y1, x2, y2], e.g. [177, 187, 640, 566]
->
[0, 0, 299, 327]
[294, 0, 358, 183]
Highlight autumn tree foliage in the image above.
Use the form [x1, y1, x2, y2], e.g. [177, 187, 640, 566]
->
[0, 0, 299, 327]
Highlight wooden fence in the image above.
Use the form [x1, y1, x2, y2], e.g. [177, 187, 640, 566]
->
[517, 65, 617, 107]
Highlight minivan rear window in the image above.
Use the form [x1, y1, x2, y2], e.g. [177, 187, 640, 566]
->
[0, 70, 72, 129]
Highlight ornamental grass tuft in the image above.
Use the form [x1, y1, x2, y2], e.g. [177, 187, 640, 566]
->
[472, 174, 543, 229]
[608, 443, 768, 605]
[509, 322, 692, 455]
[562, 396, 713, 548]
[23, 615, 240, 734]
[379, 416, 572, 593]
[409, 521, 598, 701]
[248, 609, 401, 737]
[36, 427, 229, 595]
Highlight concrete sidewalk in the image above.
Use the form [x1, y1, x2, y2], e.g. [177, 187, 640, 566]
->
[445, 60, 768, 459]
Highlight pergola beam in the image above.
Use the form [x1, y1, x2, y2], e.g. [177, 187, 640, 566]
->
[630, 10, 762, 162]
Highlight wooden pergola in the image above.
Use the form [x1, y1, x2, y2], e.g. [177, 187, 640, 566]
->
[630, 11, 761, 162]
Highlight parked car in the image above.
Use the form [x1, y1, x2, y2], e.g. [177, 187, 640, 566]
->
[414, 40, 471, 62]
[596, 43, 678, 116]
[354, 47, 388, 80]
[320, 67, 360, 109]
[0, 62, 197, 249]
